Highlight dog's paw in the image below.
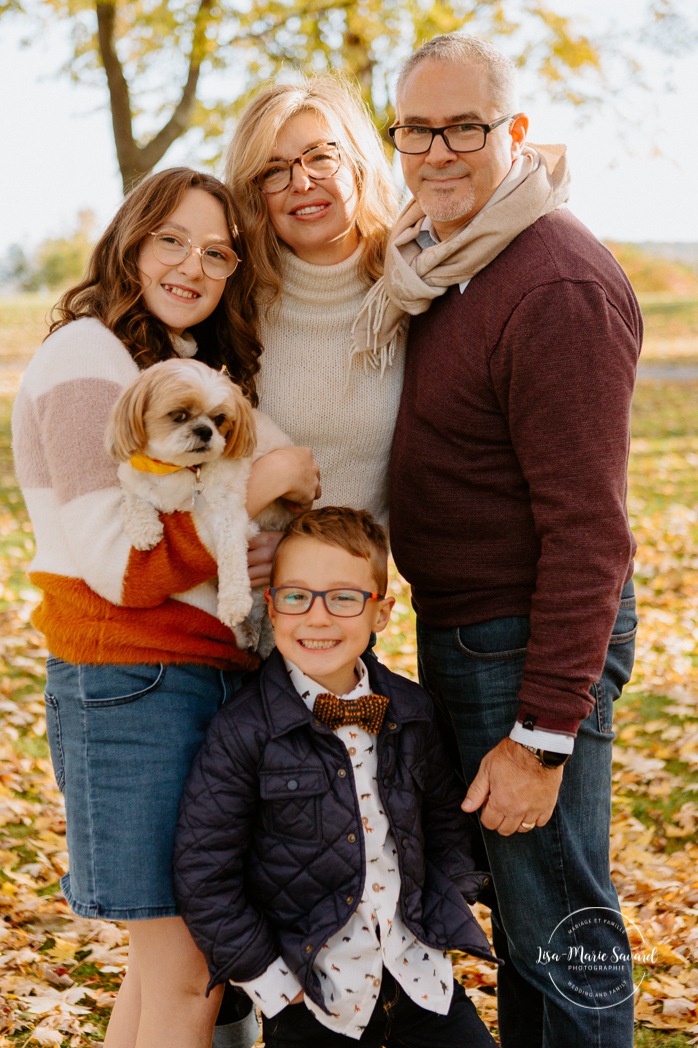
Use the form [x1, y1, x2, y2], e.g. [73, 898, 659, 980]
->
[121, 496, 164, 550]
[129, 521, 164, 551]
[218, 591, 254, 630]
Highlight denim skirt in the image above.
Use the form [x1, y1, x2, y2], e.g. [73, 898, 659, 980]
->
[44, 657, 245, 921]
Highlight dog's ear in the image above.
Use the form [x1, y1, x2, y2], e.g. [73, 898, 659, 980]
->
[104, 370, 153, 462]
[222, 387, 257, 460]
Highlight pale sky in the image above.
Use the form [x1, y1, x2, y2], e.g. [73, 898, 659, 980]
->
[1, 0, 696, 257]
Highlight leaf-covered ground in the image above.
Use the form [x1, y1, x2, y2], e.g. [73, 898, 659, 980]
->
[1, 297, 696, 1046]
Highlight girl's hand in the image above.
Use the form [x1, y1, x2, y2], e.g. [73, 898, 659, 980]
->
[247, 447, 320, 518]
[247, 531, 284, 588]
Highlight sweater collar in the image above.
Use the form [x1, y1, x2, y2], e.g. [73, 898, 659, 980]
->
[278, 242, 365, 298]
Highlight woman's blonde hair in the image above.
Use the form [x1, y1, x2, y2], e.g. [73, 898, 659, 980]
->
[224, 75, 399, 301]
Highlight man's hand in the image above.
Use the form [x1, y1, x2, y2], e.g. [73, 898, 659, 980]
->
[462, 737, 563, 836]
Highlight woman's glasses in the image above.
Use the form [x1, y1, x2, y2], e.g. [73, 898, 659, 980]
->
[147, 231, 239, 280]
[255, 143, 342, 195]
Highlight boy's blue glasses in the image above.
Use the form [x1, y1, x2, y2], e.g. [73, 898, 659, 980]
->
[265, 586, 384, 617]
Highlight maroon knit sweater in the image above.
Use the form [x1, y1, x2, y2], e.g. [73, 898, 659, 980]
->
[390, 209, 642, 736]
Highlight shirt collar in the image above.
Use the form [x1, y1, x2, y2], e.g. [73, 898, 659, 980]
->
[283, 657, 371, 712]
[416, 217, 439, 250]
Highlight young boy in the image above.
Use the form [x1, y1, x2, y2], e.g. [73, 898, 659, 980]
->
[174, 507, 497, 1047]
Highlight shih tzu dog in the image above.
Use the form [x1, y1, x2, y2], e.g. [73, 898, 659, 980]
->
[105, 357, 294, 656]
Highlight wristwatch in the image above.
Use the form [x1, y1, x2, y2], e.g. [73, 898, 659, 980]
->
[520, 744, 570, 769]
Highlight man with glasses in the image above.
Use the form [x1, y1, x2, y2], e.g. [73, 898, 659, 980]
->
[380, 33, 642, 1048]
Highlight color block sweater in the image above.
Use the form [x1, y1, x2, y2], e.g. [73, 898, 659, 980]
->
[256, 247, 405, 527]
[390, 209, 642, 735]
[12, 317, 257, 671]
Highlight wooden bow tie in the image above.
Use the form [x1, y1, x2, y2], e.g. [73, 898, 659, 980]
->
[313, 692, 390, 734]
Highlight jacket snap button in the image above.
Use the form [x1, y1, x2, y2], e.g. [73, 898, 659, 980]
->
[347, 833, 357, 843]
[338, 768, 347, 778]
[287, 779, 298, 791]
[482, 876, 490, 886]
[388, 722, 397, 731]
[346, 895, 354, 905]
[372, 882, 381, 892]
[305, 944, 313, 953]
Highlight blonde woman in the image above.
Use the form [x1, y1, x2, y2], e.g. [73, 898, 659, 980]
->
[225, 76, 403, 582]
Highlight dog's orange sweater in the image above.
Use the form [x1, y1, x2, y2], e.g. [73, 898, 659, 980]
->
[12, 317, 258, 671]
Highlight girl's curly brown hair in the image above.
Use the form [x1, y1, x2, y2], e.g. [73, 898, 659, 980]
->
[50, 167, 262, 405]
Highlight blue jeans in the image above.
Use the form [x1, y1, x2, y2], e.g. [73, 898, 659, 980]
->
[416, 582, 637, 1048]
[45, 658, 245, 919]
[262, 970, 496, 1047]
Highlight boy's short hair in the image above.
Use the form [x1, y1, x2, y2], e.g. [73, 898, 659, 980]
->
[271, 507, 389, 595]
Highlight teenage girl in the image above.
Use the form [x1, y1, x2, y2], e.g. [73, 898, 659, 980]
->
[12, 167, 320, 1048]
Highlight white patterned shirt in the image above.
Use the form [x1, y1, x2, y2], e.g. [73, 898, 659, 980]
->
[233, 657, 454, 1038]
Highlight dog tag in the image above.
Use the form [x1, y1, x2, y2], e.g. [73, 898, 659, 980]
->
[192, 491, 207, 511]
[191, 466, 204, 508]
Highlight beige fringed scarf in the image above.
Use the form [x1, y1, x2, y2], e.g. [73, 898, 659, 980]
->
[353, 144, 570, 359]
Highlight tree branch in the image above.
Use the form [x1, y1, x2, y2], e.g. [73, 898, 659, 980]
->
[137, 0, 213, 175]
[97, 0, 354, 191]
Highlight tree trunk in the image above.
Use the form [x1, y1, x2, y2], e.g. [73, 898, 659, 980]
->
[96, 0, 212, 194]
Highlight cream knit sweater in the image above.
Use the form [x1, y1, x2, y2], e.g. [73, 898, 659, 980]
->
[256, 247, 405, 527]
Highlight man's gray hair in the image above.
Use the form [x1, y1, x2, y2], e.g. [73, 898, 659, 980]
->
[396, 34, 519, 114]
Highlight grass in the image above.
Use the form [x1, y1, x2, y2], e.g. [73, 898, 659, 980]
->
[640, 298, 698, 364]
[635, 1033, 693, 1048]
[613, 688, 698, 854]
[0, 293, 55, 358]
[640, 297, 698, 337]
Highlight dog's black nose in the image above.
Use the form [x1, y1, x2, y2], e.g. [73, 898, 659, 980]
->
[193, 425, 212, 442]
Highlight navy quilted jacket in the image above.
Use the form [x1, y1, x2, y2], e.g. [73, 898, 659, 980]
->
[174, 649, 494, 1009]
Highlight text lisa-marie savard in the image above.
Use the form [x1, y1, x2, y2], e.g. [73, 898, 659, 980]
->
[536, 946, 658, 966]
